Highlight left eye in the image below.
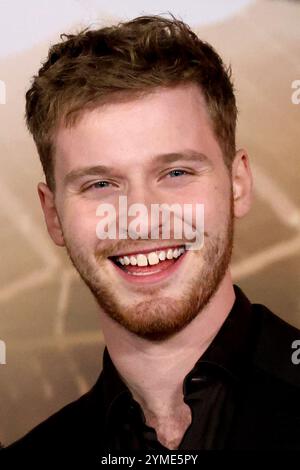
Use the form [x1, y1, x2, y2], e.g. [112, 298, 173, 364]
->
[86, 181, 112, 190]
[167, 169, 187, 177]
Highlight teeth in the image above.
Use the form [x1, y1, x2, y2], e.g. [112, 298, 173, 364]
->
[116, 246, 185, 267]
[136, 254, 148, 266]
[148, 252, 159, 265]
[123, 256, 130, 266]
[130, 270, 161, 276]
[129, 256, 137, 266]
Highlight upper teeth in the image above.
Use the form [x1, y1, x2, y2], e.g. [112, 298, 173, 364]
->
[117, 246, 185, 267]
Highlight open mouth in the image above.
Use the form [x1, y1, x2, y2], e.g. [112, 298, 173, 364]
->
[108, 245, 187, 284]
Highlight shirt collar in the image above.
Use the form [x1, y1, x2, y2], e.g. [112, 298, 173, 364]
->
[182, 285, 258, 396]
[99, 284, 257, 423]
[100, 346, 130, 426]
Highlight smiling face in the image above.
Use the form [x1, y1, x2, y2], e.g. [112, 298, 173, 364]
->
[38, 83, 252, 341]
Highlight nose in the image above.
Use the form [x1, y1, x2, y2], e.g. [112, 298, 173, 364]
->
[118, 181, 161, 241]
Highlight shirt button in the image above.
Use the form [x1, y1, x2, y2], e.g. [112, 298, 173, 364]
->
[191, 375, 208, 383]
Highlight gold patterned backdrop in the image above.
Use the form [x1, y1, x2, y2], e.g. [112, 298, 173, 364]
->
[0, 0, 300, 446]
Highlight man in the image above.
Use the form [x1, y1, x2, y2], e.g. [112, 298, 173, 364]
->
[2, 14, 300, 458]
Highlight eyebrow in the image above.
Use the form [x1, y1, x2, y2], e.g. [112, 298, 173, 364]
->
[149, 150, 210, 167]
[64, 164, 118, 186]
[63, 150, 211, 186]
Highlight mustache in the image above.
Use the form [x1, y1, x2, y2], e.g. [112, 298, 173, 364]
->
[95, 239, 188, 261]
[95, 240, 132, 260]
[95, 234, 208, 261]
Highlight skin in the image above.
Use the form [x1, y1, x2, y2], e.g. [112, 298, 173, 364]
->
[38, 83, 253, 449]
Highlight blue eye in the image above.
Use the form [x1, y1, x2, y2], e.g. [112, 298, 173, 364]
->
[168, 169, 187, 177]
[88, 181, 112, 190]
[94, 181, 110, 188]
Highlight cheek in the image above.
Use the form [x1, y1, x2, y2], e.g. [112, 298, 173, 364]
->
[194, 185, 231, 235]
[62, 201, 100, 250]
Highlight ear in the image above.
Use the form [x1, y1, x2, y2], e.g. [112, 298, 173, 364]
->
[37, 182, 65, 247]
[232, 149, 253, 218]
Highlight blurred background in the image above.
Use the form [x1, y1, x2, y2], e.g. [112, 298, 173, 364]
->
[0, 0, 300, 446]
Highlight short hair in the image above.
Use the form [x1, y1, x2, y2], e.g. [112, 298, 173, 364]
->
[25, 13, 237, 191]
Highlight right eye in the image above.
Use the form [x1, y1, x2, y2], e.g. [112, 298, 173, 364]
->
[83, 180, 114, 191]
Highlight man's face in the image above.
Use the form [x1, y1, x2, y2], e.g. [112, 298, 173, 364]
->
[48, 84, 237, 341]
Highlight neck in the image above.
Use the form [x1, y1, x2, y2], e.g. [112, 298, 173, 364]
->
[99, 272, 235, 419]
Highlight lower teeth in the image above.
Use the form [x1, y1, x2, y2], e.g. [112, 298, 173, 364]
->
[129, 270, 162, 276]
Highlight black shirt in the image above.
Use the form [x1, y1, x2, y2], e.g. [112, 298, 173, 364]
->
[2, 285, 300, 460]
[103, 284, 256, 451]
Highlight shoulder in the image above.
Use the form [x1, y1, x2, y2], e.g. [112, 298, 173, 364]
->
[249, 303, 300, 446]
[252, 302, 300, 389]
[228, 298, 300, 449]
[1, 373, 105, 458]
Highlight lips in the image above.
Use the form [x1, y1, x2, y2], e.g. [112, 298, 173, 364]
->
[109, 244, 185, 259]
[109, 245, 185, 267]
[108, 245, 188, 285]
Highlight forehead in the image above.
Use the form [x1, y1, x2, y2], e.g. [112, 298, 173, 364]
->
[54, 83, 222, 174]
